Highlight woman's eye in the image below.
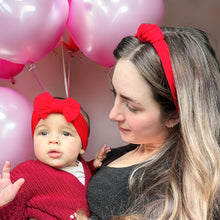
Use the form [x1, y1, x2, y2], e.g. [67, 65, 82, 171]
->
[126, 103, 137, 112]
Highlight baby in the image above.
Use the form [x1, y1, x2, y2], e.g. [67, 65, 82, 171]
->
[0, 92, 110, 219]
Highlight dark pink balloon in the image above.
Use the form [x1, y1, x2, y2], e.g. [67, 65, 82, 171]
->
[0, 0, 69, 64]
[0, 59, 25, 79]
[67, 0, 164, 67]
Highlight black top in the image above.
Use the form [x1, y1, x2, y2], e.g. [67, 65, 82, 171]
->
[87, 144, 220, 219]
[87, 144, 137, 220]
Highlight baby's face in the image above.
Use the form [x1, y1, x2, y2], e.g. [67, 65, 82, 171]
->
[33, 113, 84, 168]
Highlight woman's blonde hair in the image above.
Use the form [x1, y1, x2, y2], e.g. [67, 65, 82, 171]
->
[113, 27, 220, 219]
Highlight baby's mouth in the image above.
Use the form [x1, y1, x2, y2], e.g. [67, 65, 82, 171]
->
[48, 150, 62, 158]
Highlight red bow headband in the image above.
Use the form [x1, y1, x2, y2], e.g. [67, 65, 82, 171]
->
[135, 23, 178, 111]
[31, 92, 88, 150]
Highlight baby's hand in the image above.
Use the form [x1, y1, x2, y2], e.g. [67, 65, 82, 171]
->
[0, 161, 25, 207]
[93, 144, 111, 168]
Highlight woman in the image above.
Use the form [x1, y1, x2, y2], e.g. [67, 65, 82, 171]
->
[87, 24, 220, 219]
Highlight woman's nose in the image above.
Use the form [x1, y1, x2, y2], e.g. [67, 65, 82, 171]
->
[109, 99, 124, 121]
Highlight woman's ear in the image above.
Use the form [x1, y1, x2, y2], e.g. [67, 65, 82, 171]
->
[165, 113, 180, 128]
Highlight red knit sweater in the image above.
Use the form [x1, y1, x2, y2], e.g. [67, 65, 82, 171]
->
[0, 157, 91, 219]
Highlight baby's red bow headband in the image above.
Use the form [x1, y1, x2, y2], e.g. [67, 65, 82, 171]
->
[135, 23, 178, 112]
[31, 92, 88, 150]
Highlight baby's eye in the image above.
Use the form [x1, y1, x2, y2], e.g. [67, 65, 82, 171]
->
[40, 131, 48, 136]
[63, 131, 71, 136]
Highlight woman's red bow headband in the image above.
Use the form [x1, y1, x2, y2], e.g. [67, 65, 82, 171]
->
[31, 92, 89, 150]
[135, 23, 178, 112]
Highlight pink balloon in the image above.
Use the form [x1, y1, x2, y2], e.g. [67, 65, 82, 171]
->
[67, 0, 164, 67]
[0, 0, 69, 64]
[0, 87, 35, 169]
[0, 59, 25, 79]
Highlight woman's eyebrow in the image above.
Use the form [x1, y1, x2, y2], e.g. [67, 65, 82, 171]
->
[120, 94, 141, 105]
[111, 83, 141, 105]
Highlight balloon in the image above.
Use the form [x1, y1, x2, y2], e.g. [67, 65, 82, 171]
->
[67, 0, 164, 67]
[0, 59, 25, 80]
[0, 0, 69, 64]
[0, 87, 35, 169]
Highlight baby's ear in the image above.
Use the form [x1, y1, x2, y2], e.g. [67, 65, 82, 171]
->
[80, 148, 85, 155]
[165, 113, 179, 128]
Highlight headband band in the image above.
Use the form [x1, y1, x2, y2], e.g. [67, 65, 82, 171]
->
[31, 92, 88, 150]
[135, 23, 178, 111]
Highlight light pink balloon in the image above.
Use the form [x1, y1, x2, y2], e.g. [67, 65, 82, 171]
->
[0, 87, 35, 169]
[0, 59, 25, 79]
[0, 0, 69, 64]
[67, 0, 164, 67]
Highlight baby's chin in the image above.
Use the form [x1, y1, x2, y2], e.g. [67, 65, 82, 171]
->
[41, 160, 66, 169]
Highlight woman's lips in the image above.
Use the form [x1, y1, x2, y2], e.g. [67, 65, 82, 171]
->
[119, 126, 129, 133]
[48, 150, 62, 158]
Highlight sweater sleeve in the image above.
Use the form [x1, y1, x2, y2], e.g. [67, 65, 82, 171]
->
[0, 195, 26, 220]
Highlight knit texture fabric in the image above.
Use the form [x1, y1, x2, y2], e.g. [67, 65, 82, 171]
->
[0, 157, 91, 219]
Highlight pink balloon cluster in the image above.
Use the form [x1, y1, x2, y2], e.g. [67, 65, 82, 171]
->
[0, 0, 164, 69]
[0, 87, 35, 169]
[0, 0, 69, 64]
[67, 0, 164, 67]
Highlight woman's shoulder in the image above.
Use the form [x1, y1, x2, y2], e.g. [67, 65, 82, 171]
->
[103, 143, 137, 165]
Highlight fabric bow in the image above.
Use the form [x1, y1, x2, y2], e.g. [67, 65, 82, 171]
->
[33, 92, 80, 123]
[135, 23, 164, 43]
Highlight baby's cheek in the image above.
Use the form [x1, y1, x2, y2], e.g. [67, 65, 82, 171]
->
[34, 141, 45, 158]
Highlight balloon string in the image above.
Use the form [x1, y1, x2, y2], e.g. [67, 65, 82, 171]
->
[67, 53, 71, 97]
[29, 63, 46, 92]
[61, 38, 69, 98]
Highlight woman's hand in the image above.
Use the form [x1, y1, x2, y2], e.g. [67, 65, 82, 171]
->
[93, 144, 111, 168]
[0, 161, 24, 207]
